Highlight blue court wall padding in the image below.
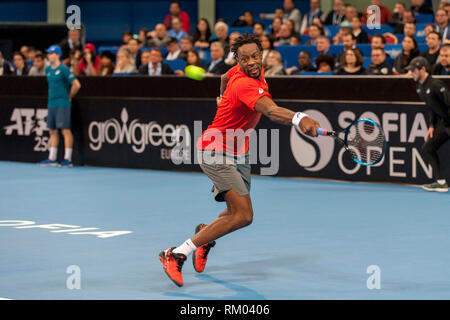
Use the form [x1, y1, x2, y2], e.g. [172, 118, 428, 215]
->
[65, 0, 198, 43]
[0, 0, 47, 22]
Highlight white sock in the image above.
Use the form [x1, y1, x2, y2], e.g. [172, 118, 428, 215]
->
[49, 147, 57, 161]
[64, 148, 73, 161]
[172, 239, 197, 256]
[437, 179, 446, 185]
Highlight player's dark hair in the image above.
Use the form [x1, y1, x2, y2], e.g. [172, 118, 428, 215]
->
[231, 32, 262, 59]
[428, 30, 442, 41]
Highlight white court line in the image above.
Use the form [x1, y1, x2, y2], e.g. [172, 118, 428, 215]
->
[0, 297, 12, 300]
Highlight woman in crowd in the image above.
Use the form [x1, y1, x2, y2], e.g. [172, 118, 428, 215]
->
[192, 18, 212, 49]
[232, 11, 255, 27]
[98, 50, 115, 76]
[260, 35, 274, 68]
[113, 48, 138, 75]
[269, 17, 283, 42]
[351, 16, 369, 43]
[393, 35, 419, 75]
[264, 50, 286, 76]
[336, 48, 366, 75]
[77, 43, 100, 76]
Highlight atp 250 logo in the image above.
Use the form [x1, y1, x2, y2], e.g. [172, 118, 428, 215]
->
[3, 108, 49, 152]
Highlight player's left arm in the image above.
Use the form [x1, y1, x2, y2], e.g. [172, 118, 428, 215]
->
[254, 95, 320, 137]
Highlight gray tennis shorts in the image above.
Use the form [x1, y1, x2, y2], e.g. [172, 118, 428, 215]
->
[198, 150, 251, 202]
[47, 107, 71, 130]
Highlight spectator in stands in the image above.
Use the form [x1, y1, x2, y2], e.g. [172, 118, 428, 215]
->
[424, 23, 437, 37]
[186, 49, 202, 67]
[324, 0, 346, 26]
[253, 23, 266, 38]
[225, 32, 241, 65]
[389, 2, 406, 29]
[332, 26, 352, 44]
[212, 22, 230, 56]
[351, 17, 370, 43]
[232, 11, 255, 27]
[179, 36, 193, 60]
[67, 48, 81, 73]
[0, 51, 13, 75]
[340, 5, 359, 27]
[260, 35, 274, 67]
[366, 47, 393, 75]
[59, 29, 83, 63]
[290, 35, 301, 45]
[442, 2, 450, 18]
[165, 37, 182, 60]
[98, 50, 115, 76]
[306, 24, 324, 45]
[138, 28, 149, 47]
[336, 48, 365, 75]
[394, 35, 419, 74]
[435, 9, 450, 42]
[168, 16, 189, 43]
[12, 52, 29, 76]
[261, 0, 302, 33]
[205, 41, 230, 75]
[20, 45, 29, 61]
[77, 43, 100, 76]
[316, 35, 332, 56]
[362, 0, 392, 25]
[420, 31, 442, 65]
[193, 18, 212, 49]
[113, 48, 138, 75]
[140, 50, 151, 67]
[127, 38, 142, 69]
[147, 24, 172, 47]
[26, 47, 36, 67]
[274, 24, 293, 46]
[286, 51, 316, 74]
[285, 19, 296, 37]
[29, 52, 46, 76]
[315, 54, 335, 73]
[431, 44, 450, 74]
[122, 31, 134, 45]
[336, 32, 357, 69]
[404, 22, 417, 38]
[300, 0, 324, 34]
[394, 9, 417, 34]
[164, 0, 191, 34]
[269, 17, 283, 42]
[311, 17, 330, 37]
[264, 50, 286, 76]
[411, 0, 434, 15]
[139, 48, 174, 76]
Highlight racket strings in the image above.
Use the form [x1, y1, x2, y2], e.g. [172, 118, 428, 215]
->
[346, 121, 385, 164]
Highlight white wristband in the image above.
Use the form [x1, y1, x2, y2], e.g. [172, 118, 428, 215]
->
[292, 112, 308, 127]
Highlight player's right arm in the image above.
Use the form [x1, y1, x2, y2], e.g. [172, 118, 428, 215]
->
[254, 95, 319, 137]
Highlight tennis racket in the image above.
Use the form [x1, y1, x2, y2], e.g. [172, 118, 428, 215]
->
[316, 119, 387, 166]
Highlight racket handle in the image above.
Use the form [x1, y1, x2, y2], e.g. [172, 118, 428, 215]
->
[316, 127, 328, 136]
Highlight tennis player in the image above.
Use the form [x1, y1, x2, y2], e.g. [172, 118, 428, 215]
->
[408, 56, 449, 192]
[38, 45, 81, 167]
[159, 33, 320, 287]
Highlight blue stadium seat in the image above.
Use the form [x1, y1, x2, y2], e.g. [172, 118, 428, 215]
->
[328, 44, 344, 56]
[362, 24, 394, 36]
[356, 44, 372, 57]
[298, 71, 335, 76]
[363, 57, 372, 68]
[275, 45, 318, 68]
[98, 46, 120, 55]
[257, 19, 273, 28]
[163, 59, 186, 71]
[324, 25, 340, 38]
[384, 44, 403, 59]
[415, 14, 434, 23]
[300, 35, 311, 44]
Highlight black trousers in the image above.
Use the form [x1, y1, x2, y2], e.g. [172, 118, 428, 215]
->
[422, 123, 450, 180]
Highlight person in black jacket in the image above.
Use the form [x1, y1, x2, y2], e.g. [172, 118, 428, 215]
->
[407, 56, 449, 192]
[58, 29, 83, 63]
[138, 48, 174, 75]
[12, 51, 29, 76]
[411, 0, 434, 15]
[431, 44, 450, 75]
[205, 41, 230, 75]
[366, 47, 393, 75]
[324, 0, 345, 25]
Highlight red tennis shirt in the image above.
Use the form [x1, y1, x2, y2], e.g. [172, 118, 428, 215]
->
[196, 64, 272, 155]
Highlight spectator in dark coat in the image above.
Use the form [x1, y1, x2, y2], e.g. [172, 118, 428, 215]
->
[0, 51, 13, 75]
[139, 48, 174, 76]
[12, 51, 30, 76]
[204, 41, 230, 76]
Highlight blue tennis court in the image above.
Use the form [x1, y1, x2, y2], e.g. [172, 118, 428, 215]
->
[0, 161, 449, 300]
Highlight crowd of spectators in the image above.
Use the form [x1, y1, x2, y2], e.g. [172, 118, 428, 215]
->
[2, 0, 450, 77]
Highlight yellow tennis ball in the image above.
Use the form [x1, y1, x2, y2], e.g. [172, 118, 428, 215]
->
[185, 65, 206, 80]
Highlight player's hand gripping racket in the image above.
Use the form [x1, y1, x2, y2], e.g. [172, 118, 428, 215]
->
[316, 119, 387, 166]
